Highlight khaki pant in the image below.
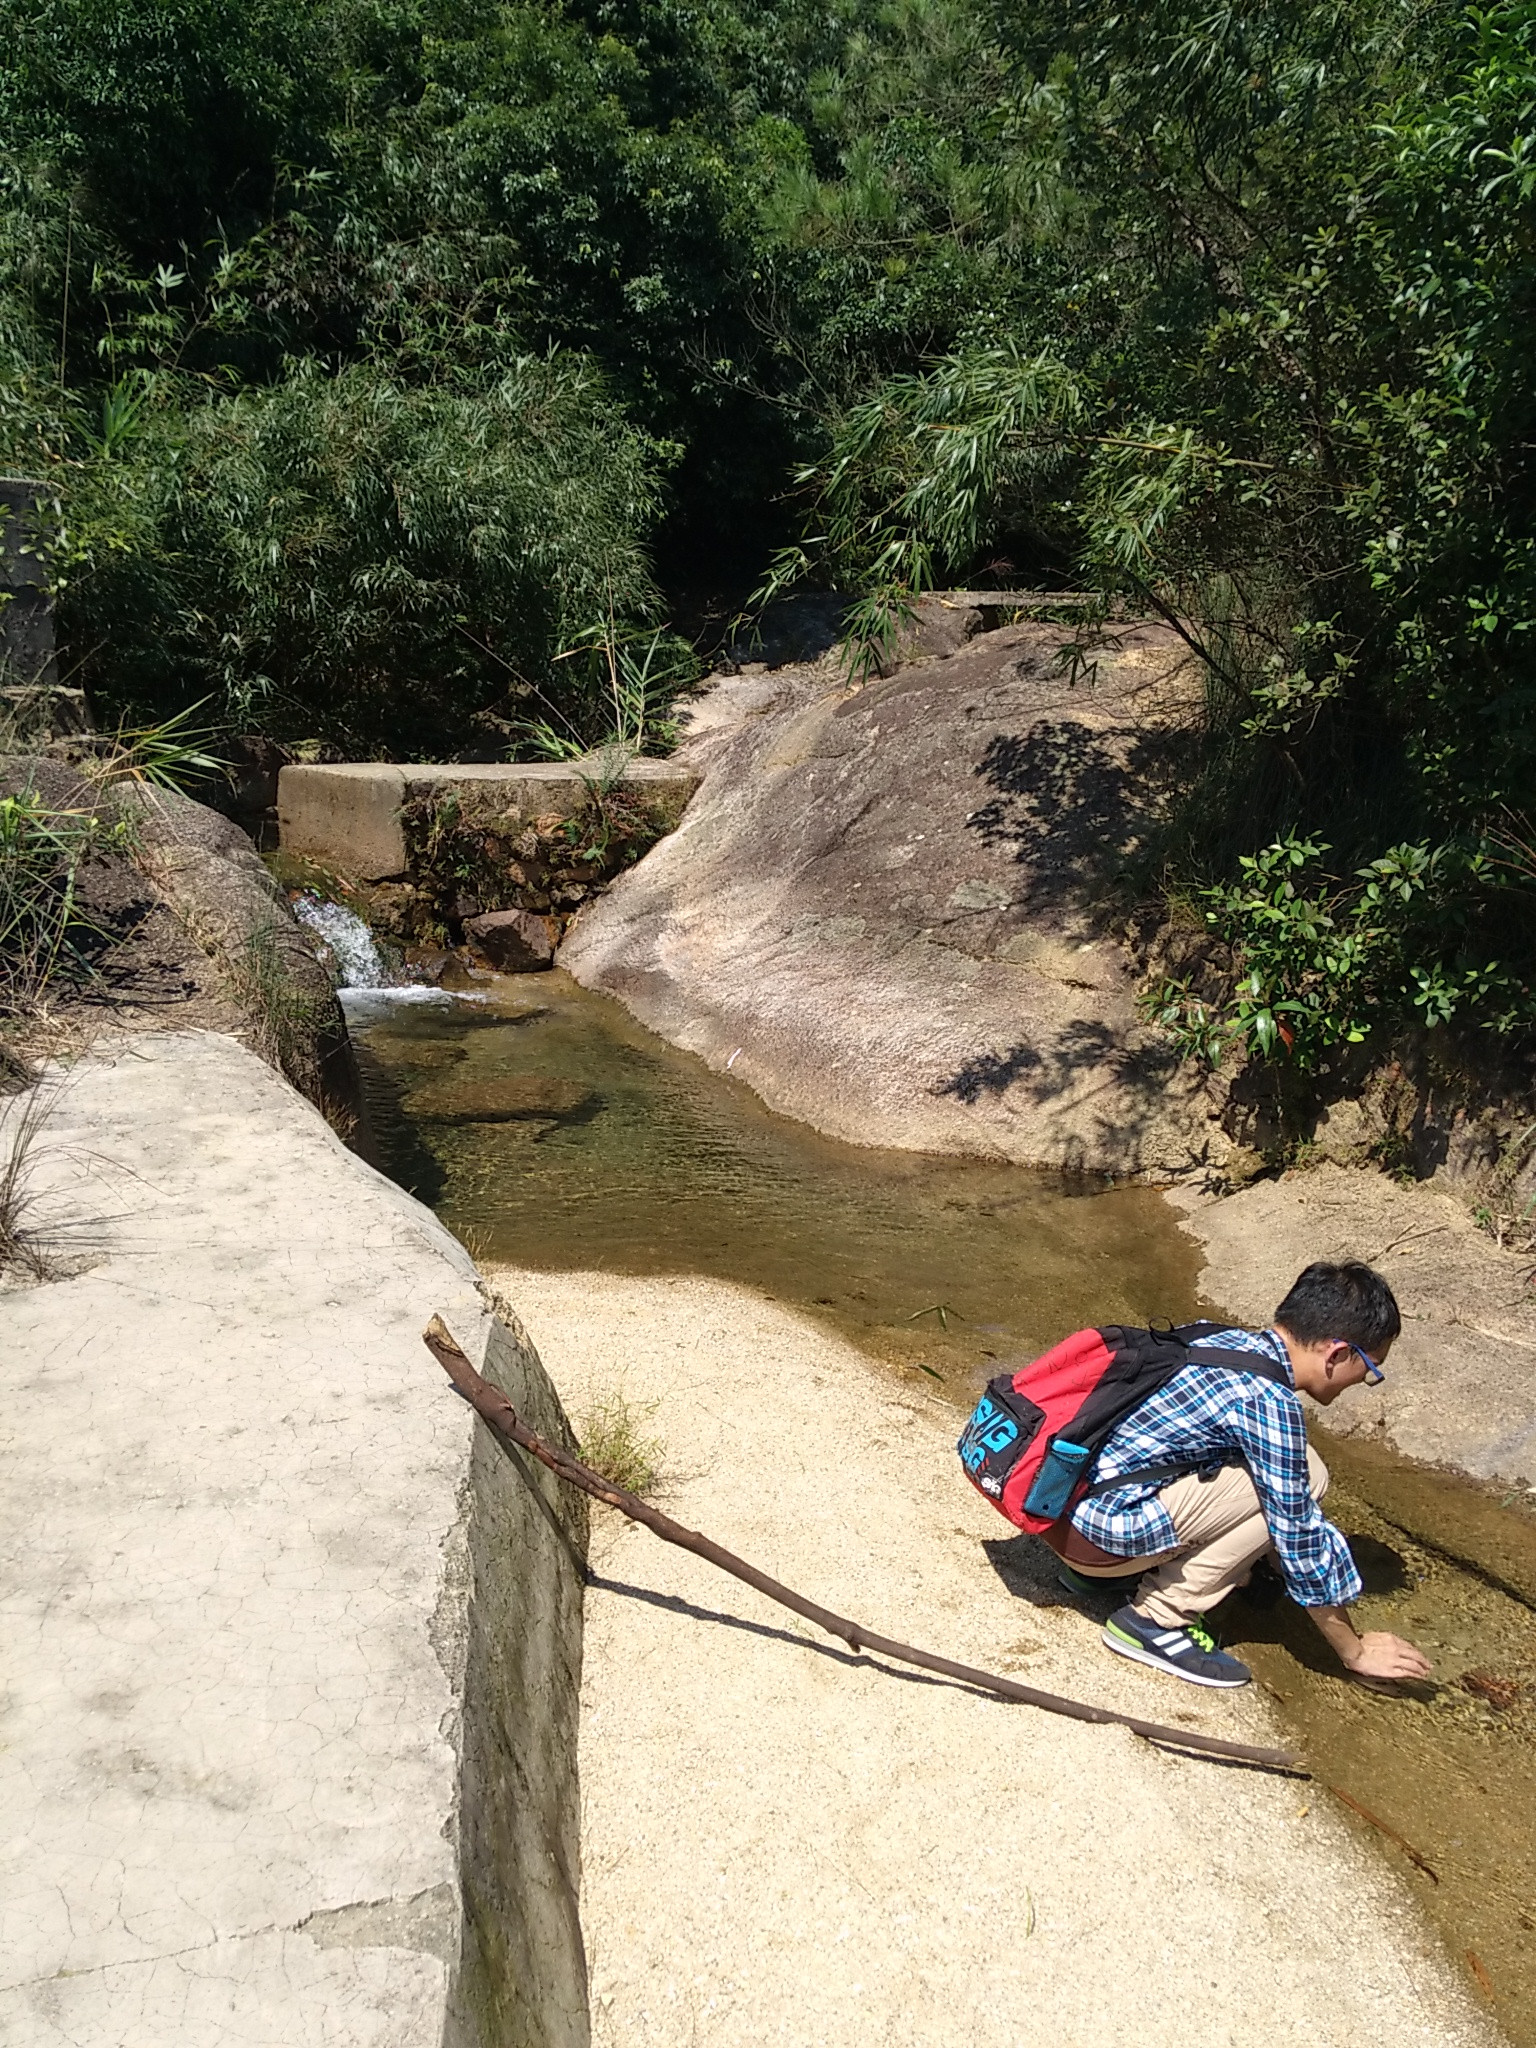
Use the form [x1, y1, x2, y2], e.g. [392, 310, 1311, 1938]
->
[1065, 1447, 1331, 1629]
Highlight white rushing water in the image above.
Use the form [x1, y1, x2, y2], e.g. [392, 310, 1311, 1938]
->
[293, 895, 396, 988]
[292, 893, 484, 1019]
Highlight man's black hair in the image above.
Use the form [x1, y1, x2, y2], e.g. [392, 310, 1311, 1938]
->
[1274, 1261, 1401, 1352]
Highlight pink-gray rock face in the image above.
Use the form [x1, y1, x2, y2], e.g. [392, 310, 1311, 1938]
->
[560, 623, 1229, 1177]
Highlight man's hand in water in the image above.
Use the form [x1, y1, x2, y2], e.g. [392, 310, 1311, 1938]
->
[1342, 1631, 1434, 1681]
[1310, 1606, 1433, 1681]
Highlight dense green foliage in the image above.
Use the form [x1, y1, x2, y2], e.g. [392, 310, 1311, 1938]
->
[2, 0, 1534, 1050]
[764, 0, 1536, 1058]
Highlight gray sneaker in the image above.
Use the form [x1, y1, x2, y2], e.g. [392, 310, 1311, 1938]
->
[1102, 1604, 1251, 1688]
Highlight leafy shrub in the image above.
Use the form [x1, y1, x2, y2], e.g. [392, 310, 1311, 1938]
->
[517, 625, 699, 760]
[1142, 835, 1523, 1068]
[57, 354, 670, 759]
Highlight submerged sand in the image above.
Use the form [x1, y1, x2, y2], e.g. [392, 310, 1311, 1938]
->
[492, 1264, 1499, 2048]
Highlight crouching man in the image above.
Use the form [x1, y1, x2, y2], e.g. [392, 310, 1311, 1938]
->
[1049, 1261, 1433, 1689]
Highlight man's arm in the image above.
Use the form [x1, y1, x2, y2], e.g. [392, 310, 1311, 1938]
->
[1233, 1390, 1432, 1678]
[1309, 1605, 1433, 1681]
[1231, 1391, 1364, 1608]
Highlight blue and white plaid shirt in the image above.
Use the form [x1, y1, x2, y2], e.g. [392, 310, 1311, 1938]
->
[1069, 1326, 1363, 1609]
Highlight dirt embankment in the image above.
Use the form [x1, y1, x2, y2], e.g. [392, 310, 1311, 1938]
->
[560, 621, 1231, 1178]
[1, 756, 356, 1128]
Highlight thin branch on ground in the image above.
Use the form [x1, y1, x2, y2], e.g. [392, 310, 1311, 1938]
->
[423, 1315, 1303, 1774]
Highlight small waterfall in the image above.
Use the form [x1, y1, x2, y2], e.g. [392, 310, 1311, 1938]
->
[293, 895, 396, 989]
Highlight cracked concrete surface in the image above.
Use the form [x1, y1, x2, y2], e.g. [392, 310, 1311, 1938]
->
[0, 1032, 586, 2048]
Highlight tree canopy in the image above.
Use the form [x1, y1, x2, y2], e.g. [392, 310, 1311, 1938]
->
[2, 0, 1534, 1053]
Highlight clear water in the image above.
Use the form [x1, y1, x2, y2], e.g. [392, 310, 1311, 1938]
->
[351, 968, 1205, 1400]
[293, 895, 398, 989]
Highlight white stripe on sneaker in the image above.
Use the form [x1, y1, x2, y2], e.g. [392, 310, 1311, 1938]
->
[1101, 1626, 1250, 1688]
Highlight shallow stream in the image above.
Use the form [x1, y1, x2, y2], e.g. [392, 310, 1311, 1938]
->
[349, 968, 1536, 2040]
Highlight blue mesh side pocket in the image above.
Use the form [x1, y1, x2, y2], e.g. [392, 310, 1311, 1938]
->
[1022, 1437, 1094, 1519]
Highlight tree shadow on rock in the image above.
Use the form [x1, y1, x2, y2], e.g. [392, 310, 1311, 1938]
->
[932, 1021, 1184, 1171]
[968, 718, 1192, 918]
[937, 1043, 1042, 1103]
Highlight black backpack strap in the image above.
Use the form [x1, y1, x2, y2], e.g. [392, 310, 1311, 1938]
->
[1186, 1344, 1289, 1387]
[1076, 1339, 1289, 1500]
[1079, 1457, 1196, 1499]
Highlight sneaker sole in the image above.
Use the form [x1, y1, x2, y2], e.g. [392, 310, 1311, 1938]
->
[1101, 1623, 1251, 1689]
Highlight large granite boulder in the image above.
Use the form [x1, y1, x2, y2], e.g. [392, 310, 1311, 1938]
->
[560, 622, 1230, 1178]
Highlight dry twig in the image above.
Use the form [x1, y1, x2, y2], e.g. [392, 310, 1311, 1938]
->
[424, 1315, 1303, 1774]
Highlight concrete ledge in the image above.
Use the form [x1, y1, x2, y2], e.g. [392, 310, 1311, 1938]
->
[278, 759, 700, 881]
[0, 1033, 588, 2047]
[279, 763, 411, 878]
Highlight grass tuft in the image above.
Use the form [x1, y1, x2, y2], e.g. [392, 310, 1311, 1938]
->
[0, 1081, 69, 1284]
[220, 921, 332, 1074]
[577, 1390, 664, 1497]
[0, 785, 134, 1018]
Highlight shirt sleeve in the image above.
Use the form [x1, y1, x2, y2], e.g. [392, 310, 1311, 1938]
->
[1230, 1387, 1363, 1608]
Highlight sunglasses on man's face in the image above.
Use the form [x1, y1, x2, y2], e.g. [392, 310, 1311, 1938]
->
[1343, 1341, 1386, 1386]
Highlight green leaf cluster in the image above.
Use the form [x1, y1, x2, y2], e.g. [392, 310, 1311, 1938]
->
[1145, 834, 1520, 1069]
[766, 0, 1536, 1052]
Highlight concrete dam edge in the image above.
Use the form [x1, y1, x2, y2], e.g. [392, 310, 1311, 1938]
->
[0, 1030, 589, 2048]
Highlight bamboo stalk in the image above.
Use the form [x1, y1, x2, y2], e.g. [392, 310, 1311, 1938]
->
[424, 1315, 1305, 1775]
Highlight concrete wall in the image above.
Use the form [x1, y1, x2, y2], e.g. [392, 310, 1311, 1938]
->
[279, 759, 699, 880]
[0, 1032, 588, 2047]
[449, 1291, 588, 2048]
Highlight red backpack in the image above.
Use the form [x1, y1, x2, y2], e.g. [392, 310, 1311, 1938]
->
[956, 1322, 1286, 1533]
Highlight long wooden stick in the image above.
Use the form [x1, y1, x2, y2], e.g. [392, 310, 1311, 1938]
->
[424, 1316, 1304, 1774]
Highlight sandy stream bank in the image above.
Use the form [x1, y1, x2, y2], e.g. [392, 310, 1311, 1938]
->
[495, 1263, 1497, 2048]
